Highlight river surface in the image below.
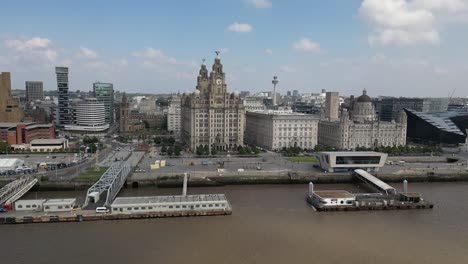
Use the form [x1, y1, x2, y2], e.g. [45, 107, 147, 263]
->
[1, 183, 468, 264]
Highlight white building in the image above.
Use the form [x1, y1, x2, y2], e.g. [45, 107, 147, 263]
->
[243, 97, 265, 112]
[0, 158, 24, 172]
[167, 95, 181, 139]
[245, 110, 319, 151]
[316, 151, 388, 172]
[318, 90, 407, 150]
[111, 194, 230, 214]
[43, 198, 76, 212]
[311, 190, 356, 207]
[65, 98, 109, 133]
[29, 138, 68, 152]
[15, 199, 46, 211]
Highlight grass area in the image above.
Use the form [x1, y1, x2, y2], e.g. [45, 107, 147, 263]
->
[286, 156, 318, 163]
[72, 167, 109, 182]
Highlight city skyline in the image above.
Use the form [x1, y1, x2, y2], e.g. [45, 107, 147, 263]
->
[1, 0, 468, 97]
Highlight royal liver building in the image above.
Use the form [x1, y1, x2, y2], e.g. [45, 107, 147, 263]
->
[181, 54, 245, 152]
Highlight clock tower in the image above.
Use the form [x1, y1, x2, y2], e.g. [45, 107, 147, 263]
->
[181, 52, 245, 152]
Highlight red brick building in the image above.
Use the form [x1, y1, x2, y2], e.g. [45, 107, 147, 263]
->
[0, 122, 55, 145]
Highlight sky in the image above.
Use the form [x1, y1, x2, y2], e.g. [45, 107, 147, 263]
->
[1, 0, 468, 97]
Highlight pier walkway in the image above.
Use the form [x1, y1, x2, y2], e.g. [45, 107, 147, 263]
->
[83, 161, 132, 208]
[0, 176, 38, 206]
[354, 169, 397, 196]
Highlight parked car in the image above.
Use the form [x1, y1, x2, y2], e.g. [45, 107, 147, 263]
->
[96, 207, 110, 214]
[0, 207, 8, 213]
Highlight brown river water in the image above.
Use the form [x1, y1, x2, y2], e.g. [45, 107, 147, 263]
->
[1, 182, 468, 264]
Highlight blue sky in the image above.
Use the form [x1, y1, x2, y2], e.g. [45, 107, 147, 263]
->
[1, 0, 468, 97]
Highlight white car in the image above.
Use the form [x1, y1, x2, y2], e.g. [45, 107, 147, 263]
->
[96, 207, 110, 213]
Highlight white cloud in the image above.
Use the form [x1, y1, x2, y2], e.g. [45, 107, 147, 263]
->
[246, 0, 272, 9]
[133, 48, 165, 59]
[78, 46, 98, 59]
[293, 38, 321, 52]
[5, 37, 51, 51]
[219, 48, 229, 54]
[359, 0, 467, 46]
[265, 48, 273, 55]
[280, 65, 296, 73]
[227, 22, 253, 33]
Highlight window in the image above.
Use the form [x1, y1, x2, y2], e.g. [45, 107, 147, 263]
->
[134, 207, 139, 210]
[26, 205, 31, 208]
[32, 204, 37, 208]
[58, 206, 63, 209]
[169, 206, 173, 209]
[65, 205, 70, 209]
[18, 205, 23, 208]
[127, 207, 132, 210]
[148, 207, 153, 210]
[45, 206, 50, 209]
[141, 207, 146, 210]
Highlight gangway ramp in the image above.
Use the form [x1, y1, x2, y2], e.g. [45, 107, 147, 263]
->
[83, 161, 132, 208]
[0, 176, 38, 205]
[354, 169, 397, 196]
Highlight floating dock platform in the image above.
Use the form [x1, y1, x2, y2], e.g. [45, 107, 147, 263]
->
[0, 207, 232, 225]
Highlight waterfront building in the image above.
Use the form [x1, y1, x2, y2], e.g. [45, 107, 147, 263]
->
[25, 81, 44, 102]
[64, 98, 109, 133]
[245, 110, 319, 151]
[0, 122, 55, 145]
[405, 109, 468, 145]
[0, 72, 24, 122]
[93, 82, 114, 124]
[181, 54, 245, 152]
[379, 97, 449, 122]
[119, 93, 144, 133]
[55, 67, 71, 126]
[28, 138, 68, 152]
[167, 94, 181, 138]
[316, 151, 388, 172]
[243, 97, 266, 112]
[43, 198, 76, 212]
[318, 90, 407, 150]
[111, 194, 230, 214]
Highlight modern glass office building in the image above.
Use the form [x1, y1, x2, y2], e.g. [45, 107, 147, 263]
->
[55, 67, 71, 126]
[93, 82, 114, 124]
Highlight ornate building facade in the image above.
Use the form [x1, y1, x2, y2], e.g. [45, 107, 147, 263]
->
[181, 55, 245, 152]
[119, 93, 144, 133]
[318, 89, 407, 150]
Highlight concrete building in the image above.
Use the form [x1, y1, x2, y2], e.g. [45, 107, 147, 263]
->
[181, 54, 245, 152]
[43, 198, 76, 212]
[0, 72, 24, 122]
[245, 110, 319, 151]
[243, 97, 266, 112]
[55, 67, 71, 126]
[25, 81, 44, 102]
[65, 98, 109, 133]
[93, 82, 114, 124]
[28, 138, 68, 152]
[318, 90, 407, 150]
[167, 94, 181, 138]
[324, 92, 339, 121]
[379, 97, 449, 122]
[0, 122, 55, 145]
[15, 199, 47, 212]
[316, 151, 388, 172]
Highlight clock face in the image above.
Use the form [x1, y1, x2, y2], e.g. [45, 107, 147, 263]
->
[216, 78, 222, 85]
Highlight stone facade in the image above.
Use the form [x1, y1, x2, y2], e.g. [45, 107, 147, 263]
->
[245, 110, 319, 151]
[318, 89, 407, 150]
[181, 55, 245, 152]
[119, 93, 144, 133]
[167, 94, 181, 138]
[0, 72, 24, 122]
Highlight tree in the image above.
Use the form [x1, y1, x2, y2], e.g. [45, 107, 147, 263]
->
[0, 141, 11, 154]
[253, 148, 260, 154]
[167, 147, 174, 156]
[211, 149, 217, 155]
[154, 137, 162, 145]
[161, 146, 167, 153]
[168, 137, 175, 145]
[174, 145, 182, 156]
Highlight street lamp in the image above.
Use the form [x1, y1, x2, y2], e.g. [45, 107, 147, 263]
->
[272, 76, 279, 106]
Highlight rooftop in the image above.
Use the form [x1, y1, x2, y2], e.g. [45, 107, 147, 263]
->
[313, 190, 355, 199]
[43, 198, 76, 205]
[319, 151, 385, 156]
[30, 138, 66, 144]
[112, 194, 228, 206]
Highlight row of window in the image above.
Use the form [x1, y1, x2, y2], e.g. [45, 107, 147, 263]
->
[113, 203, 226, 211]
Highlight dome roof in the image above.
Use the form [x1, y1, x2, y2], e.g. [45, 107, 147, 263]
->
[356, 89, 372, 103]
